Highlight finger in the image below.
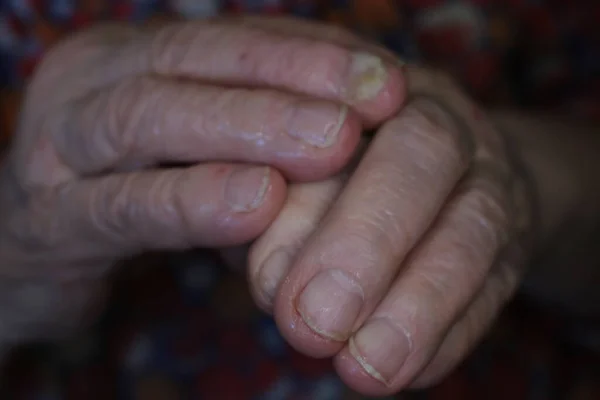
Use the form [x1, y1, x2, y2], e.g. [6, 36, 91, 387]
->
[142, 20, 405, 124]
[248, 177, 345, 311]
[231, 16, 406, 126]
[247, 139, 369, 311]
[333, 168, 513, 396]
[58, 164, 286, 261]
[408, 245, 525, 389]
[273, 98, 472, 358]
[56, 76, 361, 180]
[233, 18, 507, 142]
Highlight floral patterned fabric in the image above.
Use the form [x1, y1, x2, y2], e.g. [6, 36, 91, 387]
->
[0, 1, 599, 399]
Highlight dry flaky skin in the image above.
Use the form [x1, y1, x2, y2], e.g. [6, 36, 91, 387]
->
[246, 75, 539, 395]
[0, 18, 402, 356]
[221, 20, 597, 396]
[2, 14, 597, 399]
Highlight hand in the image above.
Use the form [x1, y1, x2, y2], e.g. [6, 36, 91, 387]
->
[234, 19, 536, 397]
[0, 19, 405, 347]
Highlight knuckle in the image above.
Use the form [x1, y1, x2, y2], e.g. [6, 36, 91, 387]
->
[150, 23, 196, 73]
[335, 212, 406, 271]
[461, 184, 511, 248]
[6, 189, 66, 253]
[31, 24, 139, 93]
[90, 172, 179, 247]
[108, 78, 149, 158]
[98, 77, 157, 165]
[89, 175, 135, 242]
[91, 170, 190, 249]
[367, 212, 406, 254]
[408, 99, 472, 167]
[19, 118, 74, 187]
[366, 195, 410, 251]
[349, 168, 418, 251]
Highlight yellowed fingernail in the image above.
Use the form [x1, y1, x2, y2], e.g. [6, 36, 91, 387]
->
[347, 53, 388, 102]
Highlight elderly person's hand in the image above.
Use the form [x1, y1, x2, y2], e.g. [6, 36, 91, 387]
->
[236, 19, 537, 396]
[0, 19, 405, 350]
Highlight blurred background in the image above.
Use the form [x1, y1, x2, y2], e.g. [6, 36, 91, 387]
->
[1, 0, 599, 399]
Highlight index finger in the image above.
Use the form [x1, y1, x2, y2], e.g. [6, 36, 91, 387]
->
[139, 20, 405, 125]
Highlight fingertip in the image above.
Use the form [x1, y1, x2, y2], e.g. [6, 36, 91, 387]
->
[238, 165, 288, 230]
[317, 107, 363, 176]
[214, 166, 288, 245]
[382, 63, 408, 115]
[283, 107, 362, 182]
[273, 276, 346, 358]
[249, 177, 344, 315]
[353, 61, 407, 128]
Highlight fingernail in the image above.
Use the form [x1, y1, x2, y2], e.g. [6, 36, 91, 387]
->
[296, 269, 364, 341]
[258, 248, 292, 306]
[287, 102, 347, 148]
[347, 53, 387, 102]
[224, 166, 270, 212]
[349, 318, 411, 385]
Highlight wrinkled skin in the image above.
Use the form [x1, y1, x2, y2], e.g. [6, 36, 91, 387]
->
[235, 18, 536, 396]
[0, 17, 535, 397]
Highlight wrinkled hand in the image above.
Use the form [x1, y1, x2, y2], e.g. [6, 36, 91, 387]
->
[0, 19, 404, 346]
[239, 19, 537, 397]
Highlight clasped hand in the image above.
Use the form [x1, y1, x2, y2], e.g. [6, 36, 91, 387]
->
[0, 17, 535, 396]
